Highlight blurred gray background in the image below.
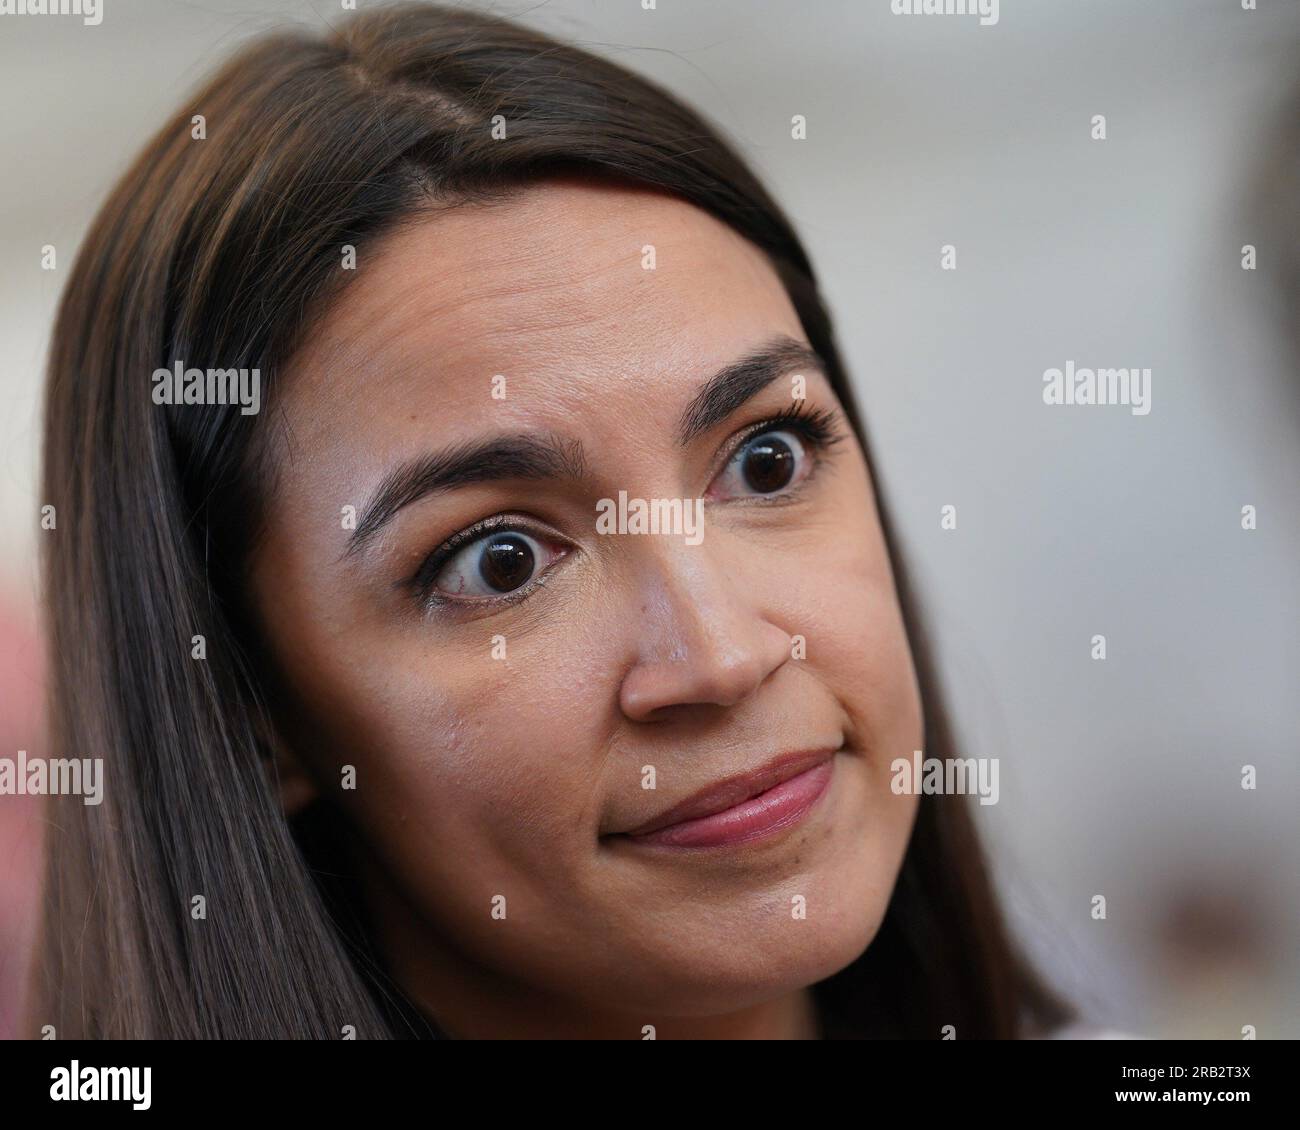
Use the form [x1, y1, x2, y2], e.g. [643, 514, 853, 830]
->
[1, 0, 1297, 1038]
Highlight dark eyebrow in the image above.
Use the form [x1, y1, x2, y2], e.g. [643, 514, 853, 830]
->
[345, 333, 828, 558]
[676, 334, 828, 445]
[345, 434, 586, 558]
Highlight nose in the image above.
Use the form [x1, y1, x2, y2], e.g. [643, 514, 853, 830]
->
[618, 543, 794, 721]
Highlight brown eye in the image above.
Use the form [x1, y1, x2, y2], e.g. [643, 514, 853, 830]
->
[741, 435, 795, 492]
[433, 529, 553, 597]
[713, 429, 811, 498]
[478, 534, 535, 591]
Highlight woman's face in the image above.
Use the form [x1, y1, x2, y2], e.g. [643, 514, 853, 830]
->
[248, 177, 923, 1037]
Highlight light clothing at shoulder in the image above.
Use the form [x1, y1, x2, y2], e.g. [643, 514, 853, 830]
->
[1045, 1021, 1140, 1039]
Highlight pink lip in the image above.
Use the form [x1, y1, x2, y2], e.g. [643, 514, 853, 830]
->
[619, 752, 836, 850]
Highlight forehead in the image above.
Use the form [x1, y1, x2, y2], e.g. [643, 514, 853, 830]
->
[277, 178, 807, 450]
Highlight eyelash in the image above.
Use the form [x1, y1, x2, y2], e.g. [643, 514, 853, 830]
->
[410, 402, 848, 611]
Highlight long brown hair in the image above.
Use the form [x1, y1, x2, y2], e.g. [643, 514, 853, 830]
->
[35, 1, 1070, 1039]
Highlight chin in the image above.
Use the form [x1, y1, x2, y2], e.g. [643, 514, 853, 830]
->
[615, 896, 890, 1018]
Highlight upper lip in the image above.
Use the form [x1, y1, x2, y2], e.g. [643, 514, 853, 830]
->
[615, 747, 839, 838]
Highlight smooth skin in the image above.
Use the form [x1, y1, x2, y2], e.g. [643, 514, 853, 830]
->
[248, 176, 924, 1039]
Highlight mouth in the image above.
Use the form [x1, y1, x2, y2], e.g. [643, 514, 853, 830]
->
[609, 747, 838, 850]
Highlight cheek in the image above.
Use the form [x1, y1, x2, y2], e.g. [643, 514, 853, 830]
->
[279, 620, 609, 895]
[775, 463, 924, 760]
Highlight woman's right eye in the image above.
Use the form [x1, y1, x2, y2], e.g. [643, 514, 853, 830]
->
[426, 527, 566, 600]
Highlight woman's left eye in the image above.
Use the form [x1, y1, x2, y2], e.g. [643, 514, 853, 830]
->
[710, 428, 814, 499]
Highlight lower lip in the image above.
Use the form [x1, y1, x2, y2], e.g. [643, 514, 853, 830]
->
[623, 758, 835, 850]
